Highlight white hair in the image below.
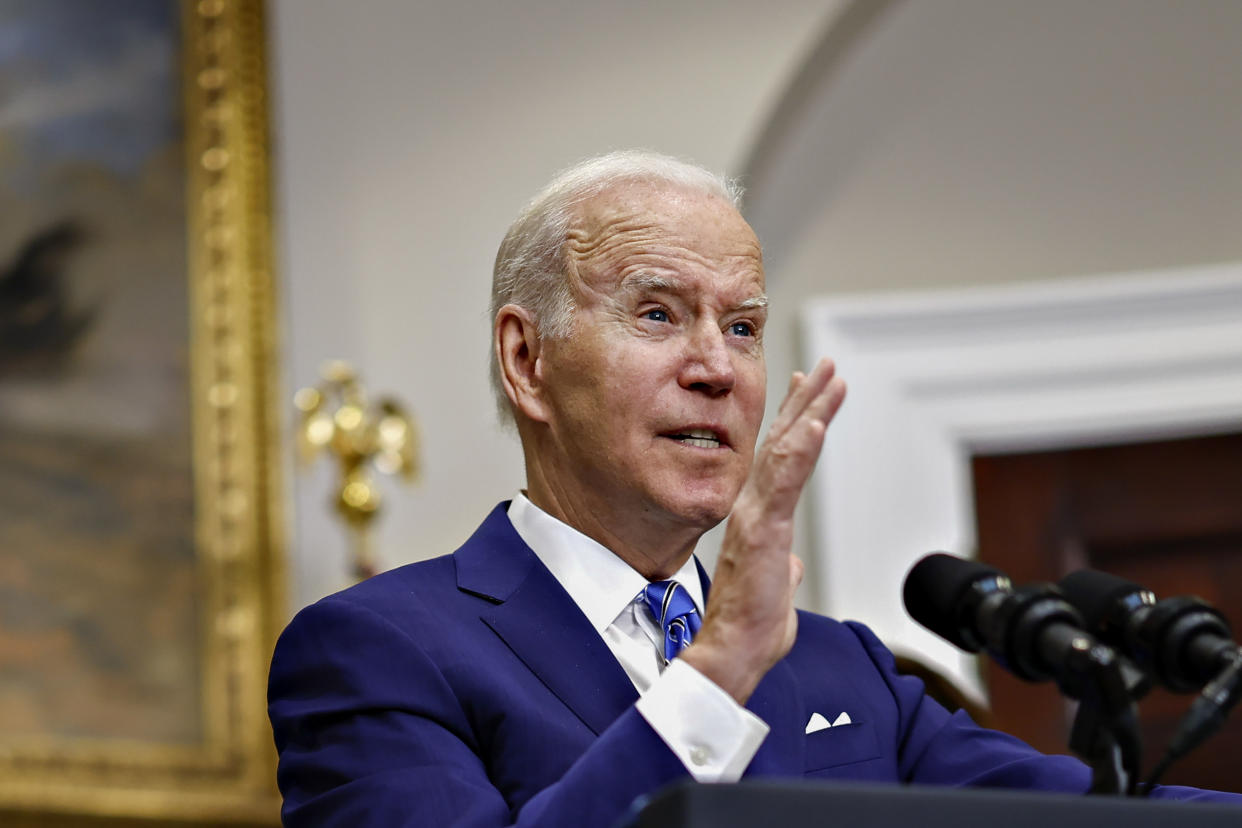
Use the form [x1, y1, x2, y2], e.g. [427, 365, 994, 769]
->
[489, 149, 743, 425]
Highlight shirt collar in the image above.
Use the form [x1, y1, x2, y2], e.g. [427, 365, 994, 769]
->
[507, 492, 706, 633]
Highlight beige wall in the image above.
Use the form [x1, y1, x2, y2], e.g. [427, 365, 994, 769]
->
[270, 0, 1242, 613]
[744, 0, 1242, 610]
[269, 0, 842, 608]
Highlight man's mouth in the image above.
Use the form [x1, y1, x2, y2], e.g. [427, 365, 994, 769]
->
[662, 427, 725, 449]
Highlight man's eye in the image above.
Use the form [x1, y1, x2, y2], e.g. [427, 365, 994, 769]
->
[643, 309, 670, 323]
[729, 321, 755, 337]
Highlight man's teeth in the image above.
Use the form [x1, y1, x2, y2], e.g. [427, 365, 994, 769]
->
[671, 428, 720, 448]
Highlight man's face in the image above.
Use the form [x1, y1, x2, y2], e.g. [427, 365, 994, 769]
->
[534, 180, 767, 532]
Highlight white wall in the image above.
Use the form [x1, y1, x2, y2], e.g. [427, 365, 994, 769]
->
[747, 0, 1242, 291]
[743, 0, 1242, 628]
[268, 0, 843, 609]
[270, 0, 1242, 620]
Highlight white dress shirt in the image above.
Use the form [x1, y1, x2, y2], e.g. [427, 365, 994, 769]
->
[507, 493, 768, 782]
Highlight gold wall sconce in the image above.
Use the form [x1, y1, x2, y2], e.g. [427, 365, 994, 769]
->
[294, 360, 419, 580]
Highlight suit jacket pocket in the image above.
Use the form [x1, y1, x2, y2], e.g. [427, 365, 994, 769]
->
[804, 721, 882, 772]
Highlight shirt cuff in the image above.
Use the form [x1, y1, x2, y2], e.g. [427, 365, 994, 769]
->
[634, 658, 770, 782]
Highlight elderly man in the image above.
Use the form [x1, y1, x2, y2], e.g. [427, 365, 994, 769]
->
[268, 151, 1238, 826]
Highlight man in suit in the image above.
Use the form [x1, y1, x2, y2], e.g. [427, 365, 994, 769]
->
[268, 151, 1239, 826]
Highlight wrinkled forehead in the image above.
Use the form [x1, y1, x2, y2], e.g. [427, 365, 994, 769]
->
[565, 179, 763, 286]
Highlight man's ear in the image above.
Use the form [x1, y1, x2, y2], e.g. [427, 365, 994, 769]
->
[495, 304, 551, 423]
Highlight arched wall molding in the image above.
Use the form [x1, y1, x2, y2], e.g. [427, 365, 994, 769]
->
[735, 0, 1242, 699]
[738, 0, 902, 278]
[738, 0, 1242, 287]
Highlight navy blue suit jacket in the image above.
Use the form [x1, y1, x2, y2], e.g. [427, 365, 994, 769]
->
[268, 504, 1238, 826]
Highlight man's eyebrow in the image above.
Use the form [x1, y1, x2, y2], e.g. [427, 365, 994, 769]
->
[620, 272, 680, 293]
[620, 273, 769, 311]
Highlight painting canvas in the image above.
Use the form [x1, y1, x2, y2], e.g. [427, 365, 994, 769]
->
[0, 1, 282, 823]
[0, 0, 201, 745]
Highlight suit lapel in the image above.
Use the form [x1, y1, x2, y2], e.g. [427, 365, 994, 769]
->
[455, 504, 639, 736]
[454, 505, 806, 766]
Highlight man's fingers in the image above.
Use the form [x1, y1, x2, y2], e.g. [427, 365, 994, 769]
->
[746, 373, 846, 511]
[769, 359, 836, 438]
[780, 375, 846, 472]
[766, 368, 845, 465]
[802, 374, 847, 432]
[773, 361, 828, 423]
[776, 372, 805, 416]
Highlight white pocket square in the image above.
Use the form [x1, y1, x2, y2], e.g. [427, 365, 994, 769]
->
[805, 711, 853, 734]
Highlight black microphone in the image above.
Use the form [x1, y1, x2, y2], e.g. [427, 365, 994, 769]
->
[1057, 568, 1242, 791]
[1058, 569, 1237, 692]
[905, 554, 1153, 795]
[903, 553, 1117, 691]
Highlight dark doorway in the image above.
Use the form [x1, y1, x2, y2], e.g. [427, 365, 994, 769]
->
[971, 432, 1242, 793]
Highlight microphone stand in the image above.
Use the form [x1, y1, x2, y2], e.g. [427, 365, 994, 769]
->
[1059, 637, 1149, 795]
[1143, 646, 1242, 792]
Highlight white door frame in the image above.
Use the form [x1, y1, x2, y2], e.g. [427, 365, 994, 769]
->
[801, 262, 1242, 701]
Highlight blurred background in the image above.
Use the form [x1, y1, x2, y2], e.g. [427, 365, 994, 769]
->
[276, 0, 1242, 791]
[2, 0, 1241, 821]
[274, 0, 1242, 606]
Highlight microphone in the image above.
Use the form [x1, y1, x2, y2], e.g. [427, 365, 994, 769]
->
[1057, 568, 1242, 791]
[904, 553, 1148, 795]
[1058, 569, 1237, 692]
[903, 553, 1117, 691]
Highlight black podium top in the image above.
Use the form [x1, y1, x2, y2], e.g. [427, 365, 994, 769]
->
[622, 780, 1241, 828]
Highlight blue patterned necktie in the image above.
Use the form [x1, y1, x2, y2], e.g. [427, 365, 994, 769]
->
[642, 580, 702, 665]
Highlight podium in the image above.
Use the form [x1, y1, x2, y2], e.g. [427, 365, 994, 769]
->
[623, 780, 1241, 828]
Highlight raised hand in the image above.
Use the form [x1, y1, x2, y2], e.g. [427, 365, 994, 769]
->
[681, 358, 846, 703]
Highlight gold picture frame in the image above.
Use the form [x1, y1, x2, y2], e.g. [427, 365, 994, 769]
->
[0, 1, 284, 824]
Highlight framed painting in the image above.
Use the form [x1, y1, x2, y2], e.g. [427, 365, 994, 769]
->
[0, 0, 284, 824]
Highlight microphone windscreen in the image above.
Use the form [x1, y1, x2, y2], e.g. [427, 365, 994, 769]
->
[903, 553, 1002, 650]
[1058, 569, 1145, 631]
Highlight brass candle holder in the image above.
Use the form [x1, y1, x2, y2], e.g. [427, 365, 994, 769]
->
[294, 360, 419, 580]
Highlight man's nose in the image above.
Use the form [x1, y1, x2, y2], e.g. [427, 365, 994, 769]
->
[678, 322, 735, 396]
